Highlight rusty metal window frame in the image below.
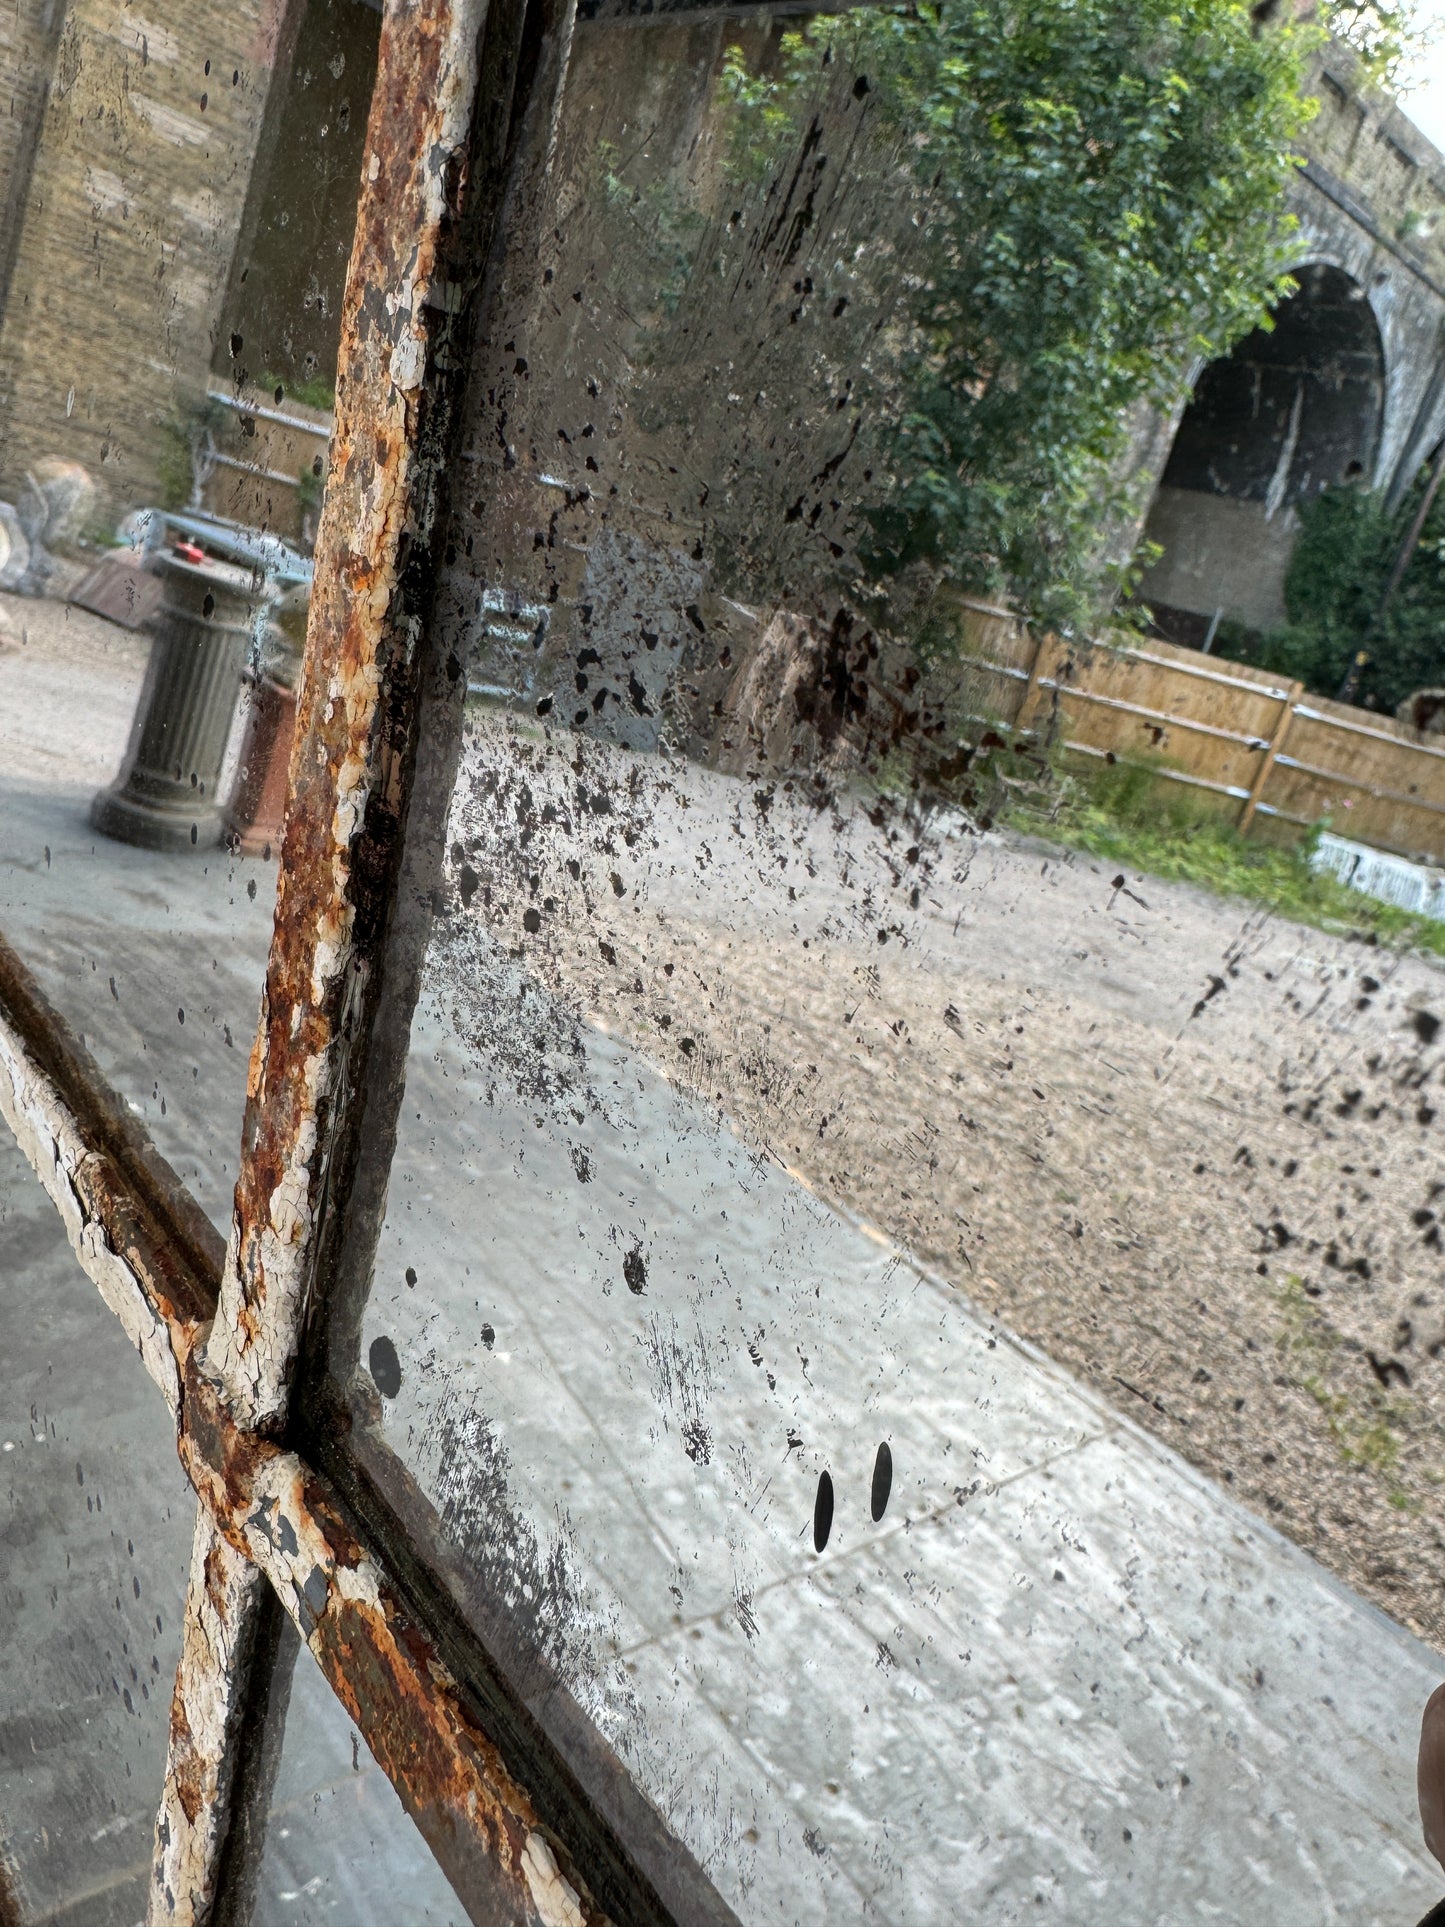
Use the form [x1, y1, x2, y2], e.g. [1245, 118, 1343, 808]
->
[0, 0, 868, 1918]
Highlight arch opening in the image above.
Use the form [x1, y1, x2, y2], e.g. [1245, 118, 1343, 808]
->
[1137, 262, 1386, 644]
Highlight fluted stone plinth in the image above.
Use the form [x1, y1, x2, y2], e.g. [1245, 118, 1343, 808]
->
[91, 553, 265, 852]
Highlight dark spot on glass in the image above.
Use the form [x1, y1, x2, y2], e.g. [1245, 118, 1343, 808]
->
[623, 1246, 647, 1294]
[814, 1470, 834, 1553]
[368, 1336, 402, 1399]
[1413, 1009, 1440, 1045]
[523, 906, 542, 934]
[405, 1265, 417, 1288]
[176, 1007, 184, 1025]
[870, 1441, 892, 1522]
[481, 1323, 495, 1349]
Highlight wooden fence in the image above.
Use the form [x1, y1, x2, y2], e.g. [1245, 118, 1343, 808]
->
[951, 596, 1445, 866]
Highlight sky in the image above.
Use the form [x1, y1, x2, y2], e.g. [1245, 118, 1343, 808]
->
[1400, 8, 1445, 150]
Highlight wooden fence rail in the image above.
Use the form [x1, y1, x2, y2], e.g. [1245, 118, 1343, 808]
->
[950, 596, 1445, 866]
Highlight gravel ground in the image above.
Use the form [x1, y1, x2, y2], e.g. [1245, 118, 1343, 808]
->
[455, 715, 1445, 1652]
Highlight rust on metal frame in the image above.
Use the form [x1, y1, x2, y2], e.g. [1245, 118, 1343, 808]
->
[151, 1518, 276, 1927]
[207, 0, 497, 1433]
[180, 1357, 608, 1925]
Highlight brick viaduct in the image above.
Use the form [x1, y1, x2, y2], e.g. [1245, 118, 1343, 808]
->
[1139, 44, 1445, 644]
[0, 4, 1437, 633]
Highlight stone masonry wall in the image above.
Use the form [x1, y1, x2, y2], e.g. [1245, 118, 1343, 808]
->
[0, 0, 289, 521]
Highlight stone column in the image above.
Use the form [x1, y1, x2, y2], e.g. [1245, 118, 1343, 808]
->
[91, 553, 265, 853]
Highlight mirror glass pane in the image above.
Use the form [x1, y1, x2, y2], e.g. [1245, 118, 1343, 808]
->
[317, 17, 1445, 1924]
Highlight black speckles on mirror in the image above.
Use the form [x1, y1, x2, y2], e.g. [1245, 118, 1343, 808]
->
[871, 1441, 892, 1522]
[813, 1469, 834, 1553]
[481, 1323, 495, 1349]
[623, 1245, 647, 1294]
[368, 1335, 401, 1399]
[404, 1265, 417, 1288]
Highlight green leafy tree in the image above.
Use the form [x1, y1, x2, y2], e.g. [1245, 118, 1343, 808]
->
[716, 0, 1315, 626]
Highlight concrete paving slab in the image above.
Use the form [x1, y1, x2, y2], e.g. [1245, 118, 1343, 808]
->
[360, 1006, 1445, 1925]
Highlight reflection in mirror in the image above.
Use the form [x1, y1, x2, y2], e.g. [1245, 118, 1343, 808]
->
[0, 1128, 191, 1925]
[0, 0, 355, 1228]
[309, 14, 1445, 1922]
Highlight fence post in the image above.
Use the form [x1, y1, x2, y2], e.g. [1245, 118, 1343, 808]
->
[1014, 630, 1057, 737]
[1240, 678, 1302, 834]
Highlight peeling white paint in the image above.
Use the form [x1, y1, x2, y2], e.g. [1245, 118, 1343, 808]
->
[0, 1020, 183, 1416]
[521, 1832, 586, 1927]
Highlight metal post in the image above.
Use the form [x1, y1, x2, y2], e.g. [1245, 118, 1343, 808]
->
[1014, 630, 1056, 736]
[90, 553, 265, 853]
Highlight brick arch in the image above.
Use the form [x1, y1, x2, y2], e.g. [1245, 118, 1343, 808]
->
[1162, 261, 1386, 516]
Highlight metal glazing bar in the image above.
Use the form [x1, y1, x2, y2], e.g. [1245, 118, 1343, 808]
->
[151, 0, 671, 1915]
[152, 0, 576, 1910]
[149, 1521, 289, 1927]
[205, 0, 521, 1438]
[180, 1361, 612, 1926]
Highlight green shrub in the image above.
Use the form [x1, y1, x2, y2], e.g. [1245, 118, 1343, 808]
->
[1217, 474, 1445, 711]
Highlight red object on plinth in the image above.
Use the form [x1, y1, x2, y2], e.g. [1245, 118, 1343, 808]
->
[223, 675, 297, 858]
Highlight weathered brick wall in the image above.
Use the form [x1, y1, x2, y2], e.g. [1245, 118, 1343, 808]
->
[0, 3, 65, 316]
[1303, 47, 1445, 287]
[0, 0, 289, 521]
